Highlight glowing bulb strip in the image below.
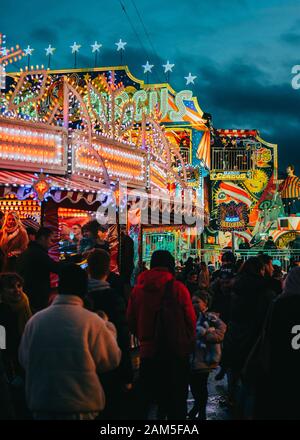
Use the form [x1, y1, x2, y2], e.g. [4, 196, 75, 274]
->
[0, 121, 67, 173]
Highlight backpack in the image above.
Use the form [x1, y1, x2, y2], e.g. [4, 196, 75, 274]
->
[154, 280, 195, 358]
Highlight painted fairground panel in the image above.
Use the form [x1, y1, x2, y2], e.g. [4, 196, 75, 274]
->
[210, 130, 279, 244]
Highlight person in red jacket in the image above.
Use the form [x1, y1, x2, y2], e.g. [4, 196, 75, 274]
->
[127, 250, 196, 420]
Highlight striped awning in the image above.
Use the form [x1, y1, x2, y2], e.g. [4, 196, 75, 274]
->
[0, 170, 109, 205]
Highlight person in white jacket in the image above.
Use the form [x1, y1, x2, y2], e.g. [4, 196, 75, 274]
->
[19, 264, 121, 420]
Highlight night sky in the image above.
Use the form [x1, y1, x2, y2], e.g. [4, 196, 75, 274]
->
[1, 0, 300, 174]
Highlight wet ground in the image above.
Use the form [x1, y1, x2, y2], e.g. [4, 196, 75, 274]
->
[132, 351, 232, 420]
[146, 370, 232, 421]
[202, 372, 231, 420]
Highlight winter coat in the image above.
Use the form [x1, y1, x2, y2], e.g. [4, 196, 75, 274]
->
[221, 273, 275, 371]
[2, 289, 32, 335]
[127, 267, 196, 359]
[251, 293, 300, 419]
[210, 279, 234, 324]
[191, 312, 226, 372]
[18, 295, 121, 413]
[16, 242, 63, 311]
[86, 279, 133, 384]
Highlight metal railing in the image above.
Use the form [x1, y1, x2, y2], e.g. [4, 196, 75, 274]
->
[211, 147, 254, 172]
[198, 248, 300, 272]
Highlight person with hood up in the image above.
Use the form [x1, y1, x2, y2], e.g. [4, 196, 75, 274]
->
[127, 250, 196, 420]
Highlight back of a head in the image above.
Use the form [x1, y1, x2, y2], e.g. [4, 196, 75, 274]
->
[58, 264, 88, 298]
[258, 254, 272, 265]
[36, 227, 53, 242]
[26, 227, 37, 237]
[222, 251, 236, 265]
[284, 267, 300, 295]
[84, 220, 100, 239]
[87, 249, 110, 279]
[150, 250, 175, 274]
[0, 272, 24, 292]
[241, 257, 264, 277]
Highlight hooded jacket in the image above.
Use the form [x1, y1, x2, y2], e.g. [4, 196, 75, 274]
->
[127, 267, 196, 359]
[19, 295, 121, 413]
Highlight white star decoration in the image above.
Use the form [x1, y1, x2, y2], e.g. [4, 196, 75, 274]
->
[115, 39, 127, 51]
[45, 45, 55, 56]
[163, 61, 175, 73]
[91, 41, 102, 53]
[70, 42, 81, 53]
[24, 45, 34, 56]
[185, 72, 197, 85]
[142, 61, 154, 73]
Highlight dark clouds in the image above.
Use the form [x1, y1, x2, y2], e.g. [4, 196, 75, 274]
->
[2, 0, 300, 172]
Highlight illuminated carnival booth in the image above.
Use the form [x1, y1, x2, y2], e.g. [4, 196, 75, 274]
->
[0, 62, 210, 270]
[206, 128, 300, 257]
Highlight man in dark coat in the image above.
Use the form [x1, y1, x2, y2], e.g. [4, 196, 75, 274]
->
[86, 249, 133, 419]
[222, 257, 275, 373]
[253, 267, 300, 419]
[16, 227, 63, 312]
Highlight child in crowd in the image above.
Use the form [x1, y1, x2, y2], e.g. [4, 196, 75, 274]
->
[189, 296, 226, 420]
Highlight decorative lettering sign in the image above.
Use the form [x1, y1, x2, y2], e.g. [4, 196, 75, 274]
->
[210, 170, 252, 181]
[218, 201, 248, 231]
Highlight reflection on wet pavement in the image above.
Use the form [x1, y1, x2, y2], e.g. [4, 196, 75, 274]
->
[187, 371, 232, 420]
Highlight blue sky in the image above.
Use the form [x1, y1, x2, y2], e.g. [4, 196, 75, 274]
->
[1, 0, 300, 172]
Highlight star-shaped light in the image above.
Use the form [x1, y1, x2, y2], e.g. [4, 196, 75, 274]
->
[70, 42, 81, 53]
[185, 72, 197, 85]
[115, 39, 127, 51]
[45, 45, 55, 56]
[24, 45, 34, 56]
[142, 61, 154, 74]
[91, 41, 102, 53]
[163, 61, 175, 73]
[1, 47, 8, 56]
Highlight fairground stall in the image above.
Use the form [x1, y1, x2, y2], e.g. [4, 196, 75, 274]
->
[203, 128, 300, 269]
[0, 64, 210, 272]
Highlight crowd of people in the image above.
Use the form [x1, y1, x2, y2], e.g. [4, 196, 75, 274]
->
[0, 224, 300, 420]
